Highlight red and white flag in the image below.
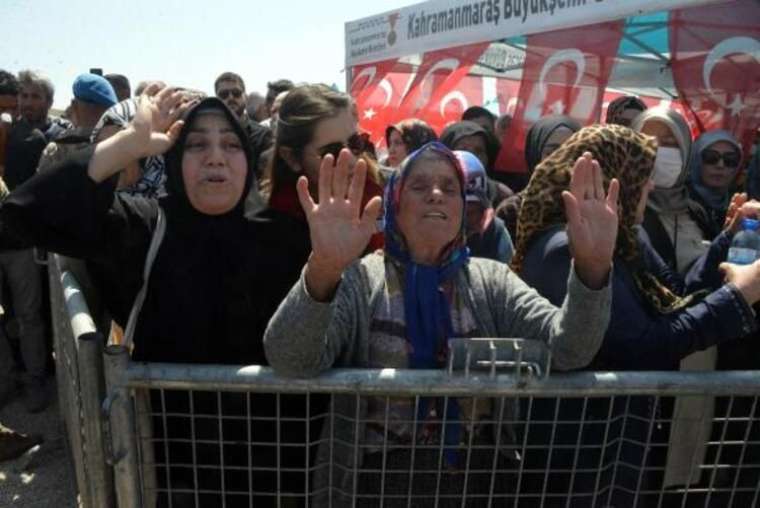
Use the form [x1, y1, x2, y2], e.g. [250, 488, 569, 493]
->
[669, 0, 760, 152]
[395, 42, 489, 132]
[495, 21, 625, 174]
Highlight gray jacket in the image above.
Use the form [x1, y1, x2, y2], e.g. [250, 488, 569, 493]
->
[264, 253, 612, 506]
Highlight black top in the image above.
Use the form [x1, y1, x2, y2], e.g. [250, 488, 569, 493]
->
[0, 98, 309, 366]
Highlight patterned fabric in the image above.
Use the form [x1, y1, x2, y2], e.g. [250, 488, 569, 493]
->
[370, 142, 482, 458]
[511, 124, 695, 314]
[91, 99, 166, 198]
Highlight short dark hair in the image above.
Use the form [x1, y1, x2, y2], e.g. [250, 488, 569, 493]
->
[215, 72, 246, 93]
[267, 79, 294, 96]
[0, 70, 19, 96]
[105, 74, 131, 94]
[462, 106, 496, 123]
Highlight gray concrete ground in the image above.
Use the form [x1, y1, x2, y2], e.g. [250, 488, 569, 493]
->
[0, 376, 79, 507]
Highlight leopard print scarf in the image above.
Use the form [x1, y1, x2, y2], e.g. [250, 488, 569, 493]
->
[511, 124, 694, 314]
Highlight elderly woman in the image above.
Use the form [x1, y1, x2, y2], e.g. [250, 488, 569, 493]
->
[0, 86, 307, 506]
[265, 140, 618, 506]
[688, 129, 743, 231]
[514, 124, 760, 507]
[384, 118, 437, 169]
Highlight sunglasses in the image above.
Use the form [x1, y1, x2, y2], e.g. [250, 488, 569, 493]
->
[218, 89, 243, 100]
[702, 149, 740, 168]
[317, 133, 370, 159]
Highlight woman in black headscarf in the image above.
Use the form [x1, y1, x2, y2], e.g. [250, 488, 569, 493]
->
[496, 115, 581, 239]
[439, 120, 512, 206]
[0, 85, 307, 506]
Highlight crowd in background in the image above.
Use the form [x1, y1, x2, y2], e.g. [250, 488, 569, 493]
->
[1, 67, 760, 506]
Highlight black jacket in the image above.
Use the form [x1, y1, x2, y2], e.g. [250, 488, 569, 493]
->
[0, 99, 306, 366]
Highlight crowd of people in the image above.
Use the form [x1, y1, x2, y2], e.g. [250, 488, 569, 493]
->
[1, 67, 760, 506]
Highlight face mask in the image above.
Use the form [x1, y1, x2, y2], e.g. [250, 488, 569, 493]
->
[653, 147, 683, 188]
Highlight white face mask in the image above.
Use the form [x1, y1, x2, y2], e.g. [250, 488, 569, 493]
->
[653, 147, 683, 188]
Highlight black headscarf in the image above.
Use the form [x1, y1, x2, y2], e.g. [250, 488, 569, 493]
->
[439, 121, 501, 173]
[524, 115, 582, 175]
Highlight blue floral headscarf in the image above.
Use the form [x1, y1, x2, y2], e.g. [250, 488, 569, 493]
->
[381, 141, 470, 464]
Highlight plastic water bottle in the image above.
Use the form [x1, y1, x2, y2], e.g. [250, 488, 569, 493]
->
[727, 218, 760, 265]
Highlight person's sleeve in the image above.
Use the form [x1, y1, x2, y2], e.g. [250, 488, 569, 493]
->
[264, 263, 362, 378]
[605, 281, 756, 368]
[0, 145, 154, 259]
[492, 218, 514, 264]
[684, 230, 732, 292]
[488, 258, 612, 372]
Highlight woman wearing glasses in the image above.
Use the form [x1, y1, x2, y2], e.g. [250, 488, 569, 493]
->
[688, 130, 743, 232]
[261, 83, 384, 257]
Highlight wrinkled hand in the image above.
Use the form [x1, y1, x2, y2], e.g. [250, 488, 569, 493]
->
[126, 84, 194, 159]
[720, 260, 760, 305]
[562, 152, 620, 289]
[298, 149, 383, 300]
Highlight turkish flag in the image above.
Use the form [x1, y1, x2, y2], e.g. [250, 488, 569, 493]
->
[395, 42, 489, 130]
[354, 63, 413, 147]
[670, 0, 760, 153]
[495, 21, 625, 174]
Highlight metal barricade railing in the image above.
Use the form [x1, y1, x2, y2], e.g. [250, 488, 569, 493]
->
[49, 255, 115, 507]
[48, 268, 760, 507]
[100, 345, 760, 508]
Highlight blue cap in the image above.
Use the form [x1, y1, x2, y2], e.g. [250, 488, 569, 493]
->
[72, 74, 118, 107]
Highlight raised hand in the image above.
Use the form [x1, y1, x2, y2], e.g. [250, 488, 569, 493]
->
[88, 84, 195, 184]
[127, 84, 194, 159]
[298, 149, 383, 300]
[562, 152, 620, 289]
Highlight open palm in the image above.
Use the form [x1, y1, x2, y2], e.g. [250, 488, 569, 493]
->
[129, 84, 193, 158]
[297, 149, 382, 276]
[562, 153, 619, 287]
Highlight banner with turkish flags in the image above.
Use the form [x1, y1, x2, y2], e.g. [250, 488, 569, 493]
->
[669, 0, 760, 154]
[495, 21, 625, 174]
[395, 42, 489, 132]
[354, 43, 489, 147]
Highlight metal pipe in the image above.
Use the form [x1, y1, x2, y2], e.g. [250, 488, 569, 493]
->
[77, 331, 115, 507]
[50, 260, 93, 508]
[104, 345, 141, 508]
[124, 363, 760, 397]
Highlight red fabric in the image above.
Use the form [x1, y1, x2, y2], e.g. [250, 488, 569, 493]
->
[268, 177, 385, 251]
[396, 42, 489, 132]
[495, 21, 624, 173]
[669, 0, 760, 153]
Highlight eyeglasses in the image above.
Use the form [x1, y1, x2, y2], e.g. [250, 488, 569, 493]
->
[317, 133, 371, 159]
[217, 89, 243, 100]
[701, 149, 740, 168]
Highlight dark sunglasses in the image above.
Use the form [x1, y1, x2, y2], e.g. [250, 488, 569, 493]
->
[317, 133, 371, 159]
[702, 149, 740, 168]
[218, 89, 243, 100]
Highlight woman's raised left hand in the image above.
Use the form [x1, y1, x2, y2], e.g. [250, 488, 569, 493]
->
[562, 152, 619, 289]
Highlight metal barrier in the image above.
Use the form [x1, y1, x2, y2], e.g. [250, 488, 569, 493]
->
[101, 349, 760, 508]
[48, 268, 760, 507]
[49, 255, 115, 507]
